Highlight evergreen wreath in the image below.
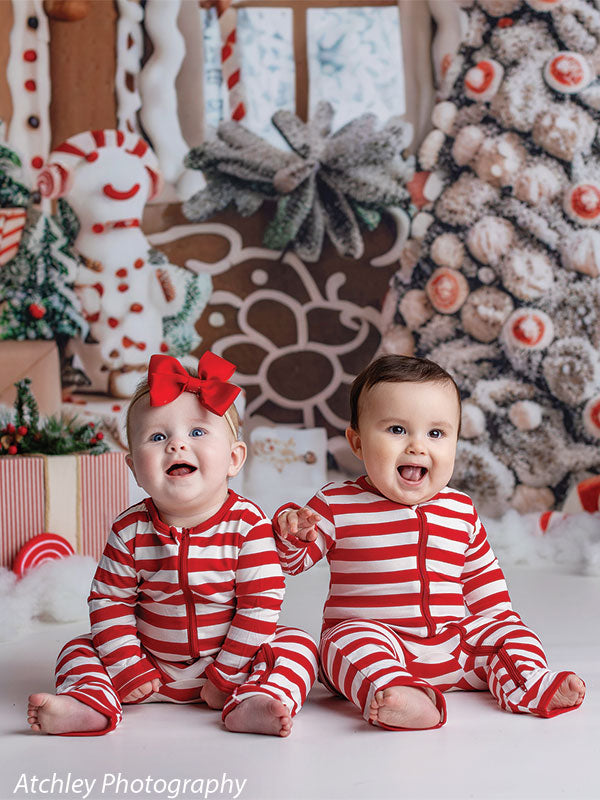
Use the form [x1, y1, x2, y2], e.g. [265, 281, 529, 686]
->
[183, 101, 415, 262]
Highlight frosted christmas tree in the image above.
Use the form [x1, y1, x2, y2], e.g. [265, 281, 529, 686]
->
[0, 208, 86, 342]
[385, 0, 600, 516]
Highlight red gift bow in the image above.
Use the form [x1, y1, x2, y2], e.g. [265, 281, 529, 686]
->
[148, 353, 240, 416]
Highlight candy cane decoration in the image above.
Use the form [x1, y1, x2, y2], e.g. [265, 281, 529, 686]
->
[0, 208, 27, 266]
[217, 0, 246, 122]
[6, 0, 51, 188]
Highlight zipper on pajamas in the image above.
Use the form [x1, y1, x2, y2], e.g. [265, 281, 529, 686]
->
[179, 529, 199, 658]
[416, 508, 436, 638]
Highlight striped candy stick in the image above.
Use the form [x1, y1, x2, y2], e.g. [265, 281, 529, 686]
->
[216, 0, 246, 122]
[0, 208, 27, 266]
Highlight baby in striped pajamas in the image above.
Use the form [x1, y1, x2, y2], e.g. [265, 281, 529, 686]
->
[276, 354, 585, 730]
[27, 353, 317, 737]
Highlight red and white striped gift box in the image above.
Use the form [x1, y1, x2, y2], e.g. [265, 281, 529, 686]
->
[0, 452, 129, 568]
[0, 208, 27, 266]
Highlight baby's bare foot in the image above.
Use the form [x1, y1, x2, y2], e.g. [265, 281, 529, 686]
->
[368, 686, 441, 730]
[27, 693, 108, 734]
[547, 674, 585, 712]
[224, 696, 292, 737]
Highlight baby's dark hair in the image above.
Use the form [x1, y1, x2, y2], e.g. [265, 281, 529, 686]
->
[349, 354, 462, 432]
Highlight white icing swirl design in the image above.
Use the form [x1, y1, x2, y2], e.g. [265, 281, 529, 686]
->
[115, 0, 143, 134]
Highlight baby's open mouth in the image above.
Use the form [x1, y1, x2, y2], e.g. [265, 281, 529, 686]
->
[398, 465, 427, 483]
[166, 463, 197, 477]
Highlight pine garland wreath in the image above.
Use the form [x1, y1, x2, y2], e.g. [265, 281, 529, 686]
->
[0, 208, 87, 341]
[386, 0, 600, 515]
[0, 378, 107, 456]
[184, 101, 415, 262]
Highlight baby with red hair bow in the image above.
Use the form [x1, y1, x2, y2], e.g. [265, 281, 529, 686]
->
[28, 353, 318, 738]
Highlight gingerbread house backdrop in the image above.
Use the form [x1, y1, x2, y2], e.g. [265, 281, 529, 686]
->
[1, 0, 599, 522]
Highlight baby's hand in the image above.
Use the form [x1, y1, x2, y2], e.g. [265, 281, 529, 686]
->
[201, 679, 230, 710]
[277, 507, 321, 542]
[122, 678, 160, 704]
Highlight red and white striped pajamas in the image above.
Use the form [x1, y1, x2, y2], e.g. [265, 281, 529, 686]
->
[55, 492, 317, 735]
[275, 478, 582, 729]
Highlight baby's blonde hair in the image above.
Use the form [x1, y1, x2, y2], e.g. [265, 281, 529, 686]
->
[126, 369, 240, 449]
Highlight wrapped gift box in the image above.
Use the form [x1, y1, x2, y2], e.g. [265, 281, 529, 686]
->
[0, 340, 62, 417]
[0, 451, 140, 568]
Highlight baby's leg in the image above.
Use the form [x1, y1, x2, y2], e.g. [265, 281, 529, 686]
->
[223, 627, 318, 737]
[460, 614, 585, 718]
[27, 634, 120, 735]
[320, 620, 445, 730]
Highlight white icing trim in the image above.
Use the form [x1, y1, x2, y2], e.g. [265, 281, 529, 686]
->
[7, 0, 51, 187]
[370, 207, 411, 267]
[139, 0, 188, 184]
[115, 0, 143, 134]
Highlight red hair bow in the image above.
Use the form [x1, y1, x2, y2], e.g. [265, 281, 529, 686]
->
[148, 353, 240, 416]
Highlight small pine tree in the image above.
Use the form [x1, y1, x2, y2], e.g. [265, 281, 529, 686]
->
[0, 208, 87, 341]
[0, 135, 30, 208]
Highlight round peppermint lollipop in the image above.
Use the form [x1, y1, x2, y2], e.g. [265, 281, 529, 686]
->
[564, 182, 600, 226]
[502, 308, 554, 350]
[12, 533, 75, 578]
[425, 267, 469, 314]
[544, 52, 591, 94]
[464, 60, 504, 102]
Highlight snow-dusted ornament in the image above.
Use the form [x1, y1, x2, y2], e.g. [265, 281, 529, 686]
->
[583, 394, 600, 439]
[431, 101, 458, 135]
[542, 337, 600, 405]
[431, 233, 465, 269]
[502, 308, 554, 351]
[399, 289, 434, 330]
[461, 286, 514, 342]
[451, 125, 485, 166]
[562, 229, 600, 277]
[501, 248, 554, 300]
[467, 215, 514, 265]
[461, 402, 486, 439]
[425, 267, 469, 314]
[564, 181, 600, 225]
[464, 60, 504, 102]
[474, 133, 526, 187]
[514, 165, 562, 205]
[509, 400, 543, 431]
[184, 101, 414, 263]
[544, 52, 592, 94]
[418, 130, 445, 171]
[533, 106, 596, 162]
[511, 484, 555, 515]
[378, 325, 415, 357]
[435, 173, 499, 227]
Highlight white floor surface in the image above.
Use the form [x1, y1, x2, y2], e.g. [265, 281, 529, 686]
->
[1, 565, 599, 800]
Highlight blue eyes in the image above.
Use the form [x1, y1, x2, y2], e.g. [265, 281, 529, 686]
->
[387, 426, 444, 439]
[150, 428, 205, 442]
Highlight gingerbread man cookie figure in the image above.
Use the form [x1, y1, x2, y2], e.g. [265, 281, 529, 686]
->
[37, 129, 211, 398]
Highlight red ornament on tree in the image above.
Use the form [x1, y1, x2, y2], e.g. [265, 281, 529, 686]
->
[28, 303, 46, 319]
